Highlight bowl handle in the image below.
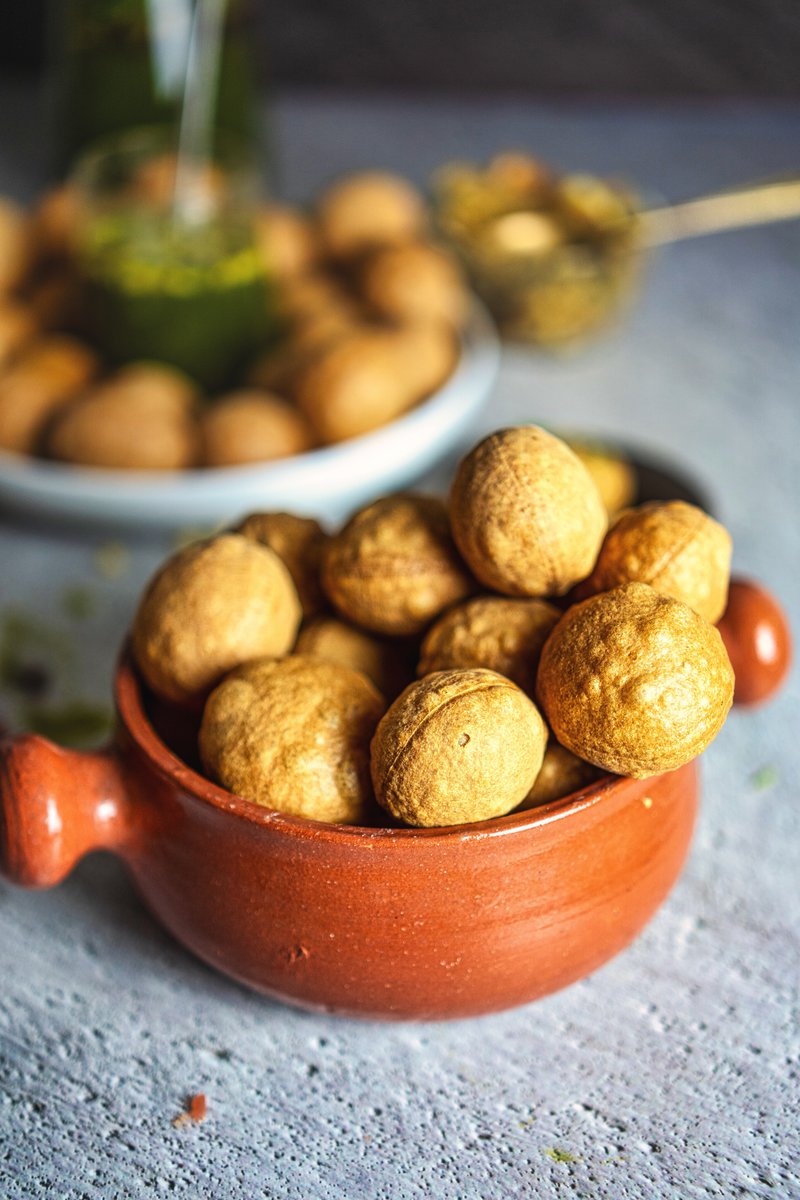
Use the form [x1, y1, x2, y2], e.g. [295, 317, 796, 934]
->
[720, 577, 792, 708]
[0, 734, 133, 889]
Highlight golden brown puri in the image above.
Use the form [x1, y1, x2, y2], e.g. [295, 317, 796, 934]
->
[0, 300, 37, 369]
[0, 197, 33, 292]
[248, 285, 365, 398]
[288, 306, 363, 358]
[29, 185, 80, 264]
[200, 656, 385, 824]
[47, 363, 200, 470]
[11, 334, 98, 391]
[418, 595, 560, 695]
[235, 511, 329, 618]
[478, 209, 563, 260]
[449, 425, 608, 597]
[132, 534, 302, 705]
[316, 171, 427, 260]
[0, 335, 99, 454]
[371, 668, 547, 826]
[585, 500, 732, 624]
[323, 494, 474, 636]
[104, 361, 199, 408]
[485, 151, 556, 195]
[254, 205, 320, 280]
[536, 582, 734, 779]
[568, 441, 637, 517]
[385, 321, 459, 399]
[515, 741, 602, 810]
[276, 272, 359, 326]
[294, 330, 420, 444]
[246, 329, 333, 397]
[296, 616, 411, 699]
[24, 270, 84, 333]
[199, 391, 315, 467]
[129, 152, 227, 209]
[359, 241, 469, 327]
[557, 173, 632, 237]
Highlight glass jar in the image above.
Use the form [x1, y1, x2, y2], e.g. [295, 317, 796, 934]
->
[50, 0, 262, 174]
[432, 155, 643, 348]
[71, 126, 274, 389]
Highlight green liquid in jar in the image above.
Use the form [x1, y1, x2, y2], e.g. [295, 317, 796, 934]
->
[79, 209, 273, 389]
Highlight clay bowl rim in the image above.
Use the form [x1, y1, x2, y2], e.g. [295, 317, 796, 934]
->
[115, 646, 624, 847]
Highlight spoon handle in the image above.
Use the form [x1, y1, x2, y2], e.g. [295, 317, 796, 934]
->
[172, 0, 228, 226]
[639, 177, 800, 247]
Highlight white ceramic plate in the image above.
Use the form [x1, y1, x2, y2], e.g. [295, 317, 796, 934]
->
[0, 303, 500, 532]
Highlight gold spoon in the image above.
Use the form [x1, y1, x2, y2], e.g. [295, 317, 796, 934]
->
[172, 0, 227, 226]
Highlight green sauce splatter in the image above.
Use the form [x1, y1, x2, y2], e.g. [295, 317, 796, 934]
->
[0, 612, 74, 696]
[62, 585, 96, 621]
[0, 609, 110, 747]
[23, 700, 113, 747]
[750, 764, 779, 792]
[544, 1147, 578, 1163]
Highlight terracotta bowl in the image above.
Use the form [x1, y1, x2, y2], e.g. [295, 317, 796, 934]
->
[0, 578, 790, 1021]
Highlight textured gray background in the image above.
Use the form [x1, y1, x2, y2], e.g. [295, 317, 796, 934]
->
[0, 92, 799, 1197]
[4, 1, 800, 95]
[258, 0, 800, 95]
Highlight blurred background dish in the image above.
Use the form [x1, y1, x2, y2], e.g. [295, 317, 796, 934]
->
[2, 2, 796, 511]
[433, 154, 642, 347]
[0, 298, 499, 529]
[0, 139, 491, 487]
[433, 152, 800, 348]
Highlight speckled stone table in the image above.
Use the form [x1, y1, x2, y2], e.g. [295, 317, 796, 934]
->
[1, 93, 798, 1199]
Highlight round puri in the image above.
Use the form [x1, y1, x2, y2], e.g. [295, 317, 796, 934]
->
[27, 270, 83, 332]
[317, 171, 426, 259]
[247, 305, 355, 395]
[0, 198, 32, 291]
[236, 511, 329, 618]
[200, 391, 315, 467]
[516, 742, 602, 810]
[587, 500, 732, 624]
[296, 616, 410, 698]
[278, 273, 358, 326]
[450, 426, 607, 597]
[254, 205, 319, 279]
[18, 336, 99, 393]
[537, 582, 734, 778]
[360, 241, 468, 326]
[48, 363, 199, 470]
[31, 185, 80, 263]
[0, 336, 99, 454]
[132, 534, 302, 704]
[568, 441, 637, 517]
[323, 494, 473, 636]
[200, 656, 385, 824]
[418, 595, 560, 695]
[385, 321, 458, 398]
[371, 668, 547, 827]
[0, 300, 36, 368]
[295, 330, 416, 444]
